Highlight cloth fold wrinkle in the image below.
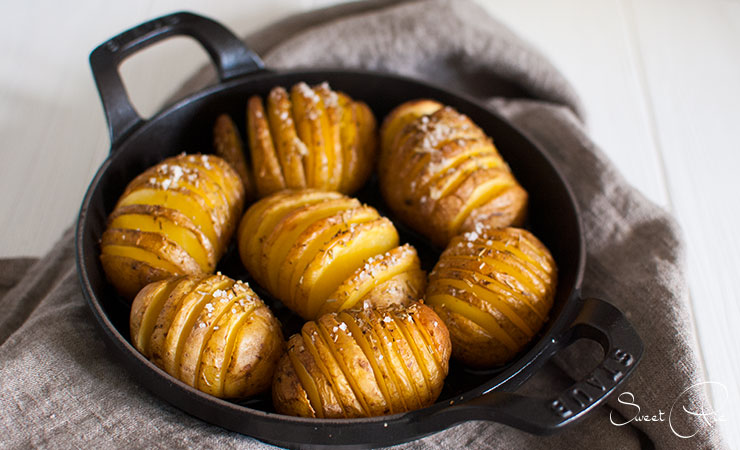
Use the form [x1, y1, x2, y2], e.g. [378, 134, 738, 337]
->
[0, 0, 726, 448]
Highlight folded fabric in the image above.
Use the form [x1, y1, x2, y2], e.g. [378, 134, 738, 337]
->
[0, 0, 726, 448]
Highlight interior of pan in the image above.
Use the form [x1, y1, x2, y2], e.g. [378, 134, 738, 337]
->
[77, 68, 584, 444]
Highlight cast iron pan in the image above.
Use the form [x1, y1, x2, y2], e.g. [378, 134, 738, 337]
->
[76, 12, 643, 449]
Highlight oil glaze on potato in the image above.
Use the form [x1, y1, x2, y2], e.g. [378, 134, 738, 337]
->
[425, 226, 557, 368]
[272, 302, 451, 418]
[379, 100, 528, 247]
[237, 190, 426, 320]
[100, 153, 245, 299]
[130, 274, 284, 399]
[216, 82, 376, 198]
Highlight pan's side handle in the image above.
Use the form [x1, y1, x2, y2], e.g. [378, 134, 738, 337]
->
[432, 297, 643, 434]
[90, 11, 264, 148]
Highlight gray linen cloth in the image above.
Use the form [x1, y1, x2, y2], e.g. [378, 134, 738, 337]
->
[0, 0, 728, 448]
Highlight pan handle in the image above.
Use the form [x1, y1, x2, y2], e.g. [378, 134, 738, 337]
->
[89, 11, 264, 148]
[431, 297, 643, 434]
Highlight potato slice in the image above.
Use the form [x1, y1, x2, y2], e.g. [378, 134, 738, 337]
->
[160, 275, 233, 377]
[178, 154, 245, 217]
[222, 303, 284, 398]
[238, 190, 343, 285]
[337, 312, 394, 415]
[316, 314, 384, 416]
[314, 83, 344, 190]
[178, 156, 246, 246]
[147, 277, 201, 369]
[301, 321, 364, 417]
[288, 329, 342, 418]
[261, 197, 361, 294]
[318, 244, 423, 316]
[286, 336, 325, 417]
[299, 218, 399, 319]
[363, 308, 422, 411]
[285, 206, 379, 314]
[388, 311, 439, 405]
[178, 278, 243, 387]
[291, 83, 333, 190]
[266, 87, 307, 189]
[237, 190, 302, 273]
[434, 262, 544, 333]
[195, 300, 252, 397]
[413, 146, 502, 209]
[427, 276, 531, 349]
[335, 93, 360, 193]
[340, 310, 408, 414]
[273, 352, 315, 418]
[116, 187, 219, 250]
[101, 227, 202, 273]
[352, 101, 377, 191]
[359, 269, 426, 310]
[108, 204, 216, 273]
[379, 99, 443, 171]
[213, 113, 255, 201]
[130, 277, 181, 357]
[248, 96, 286, 196]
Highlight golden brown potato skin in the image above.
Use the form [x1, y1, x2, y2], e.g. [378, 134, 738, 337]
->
[237, 190, 426, 320]
[216, 82, 377, 198]
[379, 100, 528, 247]
[213, 113, 256, 202]
[100, 154, 245, 299]
[272, 302, 451, 418]
[425, 226, 557, 368]
[130, 274, 284, 399]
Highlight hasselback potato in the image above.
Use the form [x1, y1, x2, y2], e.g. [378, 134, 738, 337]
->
[237, 190, 426, 320]
[425, 226, 556, 368]
[379, 100, 528, 247]
[130, 274, 284, 399]
[214, 82, 376, 198]
[272, 302, 451, 418]
[100, 154, 245, 299]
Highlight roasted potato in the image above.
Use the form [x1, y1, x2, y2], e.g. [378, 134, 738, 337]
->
[100, 153, 245, 299]
[237, 190, 426, 320]
[213, 113, 256, 202]
[425, 226, 557, 368]
[379, 100, 528, 247]
[130, 274, 284, 399]
[272, 301, 451, 418]
[216, 82, 376, 198]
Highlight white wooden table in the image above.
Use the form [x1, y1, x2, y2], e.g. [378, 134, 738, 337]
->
[1, 0, 737, 446]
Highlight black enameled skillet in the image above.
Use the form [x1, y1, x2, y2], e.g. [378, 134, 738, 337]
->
[76, 12, 643, 449]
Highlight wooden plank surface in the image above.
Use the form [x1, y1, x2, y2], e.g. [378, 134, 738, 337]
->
[626, 0, 740, 445]
[0, 0, 736, 447]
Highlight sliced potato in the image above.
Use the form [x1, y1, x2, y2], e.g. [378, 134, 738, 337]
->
[299, 217, 399, 319]
[379, 101, 528, 246]
[230, 82, 376, 197]
[283, 206, 379, 310]
[272, 302, 451, 418]
[213, 113, 255, 201]
[102, 153, 244, 300]
[237, 190, 423, 320]
[266, 87, 307, 189]
[317, 244, 425, 316]
[248, 95, 286, 196]
[425, 226, 557, 368]
[130, 275, 283, 399]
